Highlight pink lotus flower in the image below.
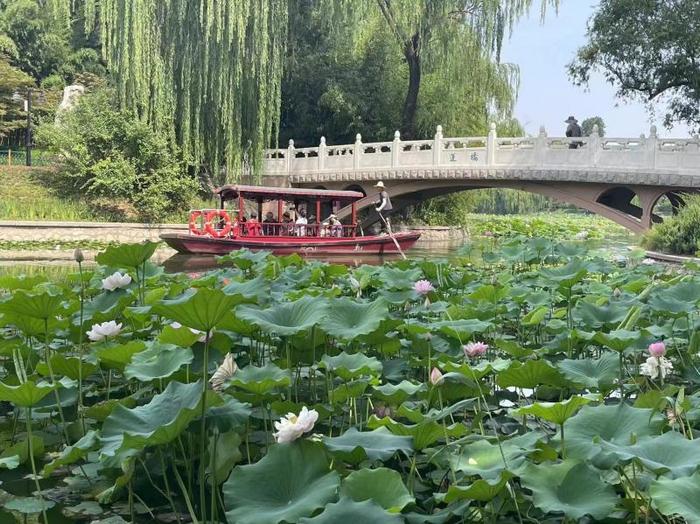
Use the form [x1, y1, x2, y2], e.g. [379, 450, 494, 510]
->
[648, 341, 666, 357]
[463, 341, 488, 358]
[430, 367, 444, 386]
[414, 280, 435, 295]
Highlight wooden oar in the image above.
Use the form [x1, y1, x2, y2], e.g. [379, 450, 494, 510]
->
[377, 211, 407, 260]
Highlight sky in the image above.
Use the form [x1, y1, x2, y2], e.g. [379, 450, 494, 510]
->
[500, 0, 693, 138]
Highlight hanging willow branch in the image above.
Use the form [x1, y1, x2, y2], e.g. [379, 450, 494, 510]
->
[56, 0, 287, 183]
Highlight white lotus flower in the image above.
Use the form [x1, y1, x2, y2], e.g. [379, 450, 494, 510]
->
[209, 353, 237, 391]
[640, 356, 673, 380]
[87, 320, 122, 341]
[641, 258, 657, 265]
[273, 406, 319, 444]
[574, 230, 589, 240]
[101, 271, 132, 291]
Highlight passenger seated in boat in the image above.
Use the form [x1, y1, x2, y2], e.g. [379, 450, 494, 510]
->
[281, 212, 293, 236]
[246, 212, 262, 236]
[328, 214, 343, 237]
[307, 215, 318, 236]
[295, 210, 308, 236]
[263, 211, 276, 235]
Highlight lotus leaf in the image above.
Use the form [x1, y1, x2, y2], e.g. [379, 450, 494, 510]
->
[448, 438, 529, 479]
[82, 290, 135, 323]
[565, 403, 663, 460]
[557, 353, 619, 389]
[203, 396, 252, 433]
[124, 343, 193, 381]
[96, 341, 147, 371]
[237, 295, 327, 336]
[4, 497, 56, 514]
[1, 436, 44, 464]
[153, 288, 242, 332]
[496, 359, 567, 388]
[95, 242, 159, 269]
[299, 497, 402, 523]
[593, 329, 640, 352]
[223, 275, 270, 301]
[329, 379, 369, 404]
[431, 319, 492, 340]
[43, 430, 100, 476]
[223, 440, 340, 524]
[100, 380, 221, 457]
[228, 363, 291, 395]
[319, 352, 382, 380]
[650, 472, 700, 523]
[372, 380, 425, 404]
[573, 300, 628, 327]
[367, 416, 466, 449]
[519, 461, 618, 520]
[322, 427, 413, 464]
[513, 396, 590, 425]
[36, 354, 98, 381]
[85, 397, 138, 421]
[436, 471, 512, 503]
[0, 380, 57, 407]
[600, 431, 700, 478]
[207, 431, 242, 485]
[319, 297, 388, 340]
[158, 323, 202, 347]
[341, 467, 414, 512]
[374, 266, 423, 290]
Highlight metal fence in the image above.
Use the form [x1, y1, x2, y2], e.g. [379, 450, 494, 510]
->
[0, 150, 55, 167]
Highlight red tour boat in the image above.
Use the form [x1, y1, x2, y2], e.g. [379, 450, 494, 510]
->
[160, 185, 421, 255]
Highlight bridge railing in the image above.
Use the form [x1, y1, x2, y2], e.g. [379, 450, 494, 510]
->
[264, 124, 700, 176]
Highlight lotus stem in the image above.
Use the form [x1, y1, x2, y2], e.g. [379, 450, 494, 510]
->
[198, 331, 211, 523]
[25, 407, 49, 524]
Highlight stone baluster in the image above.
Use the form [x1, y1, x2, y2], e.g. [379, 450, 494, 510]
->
[433, 125, 443, 166]
[536, 125, 547, 166]
[486, 123, 496, 166]
[353, 133, 362, 170]
[589, 124, 600, 166]
[286, 139, 295, 173]
[646, 125, 658, 168]
[392, 131, 401, 167]
[319, 136, 326, 170]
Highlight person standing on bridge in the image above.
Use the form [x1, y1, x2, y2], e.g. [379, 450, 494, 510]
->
[374, 181, 394, 234]
[565, 116, 583, 149]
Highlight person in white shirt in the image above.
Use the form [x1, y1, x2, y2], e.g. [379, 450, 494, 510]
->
[295, 210, 308, 236]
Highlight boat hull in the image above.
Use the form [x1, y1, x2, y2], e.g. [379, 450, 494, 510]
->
[160, 232, 421, 256]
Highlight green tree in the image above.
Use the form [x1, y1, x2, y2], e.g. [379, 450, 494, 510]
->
[0, 34, 34, 142]
[581, 116, 606, 137]
[36, 89, 199, 221]
[321, 0, 557, 139]
[570, 0, 700, 130]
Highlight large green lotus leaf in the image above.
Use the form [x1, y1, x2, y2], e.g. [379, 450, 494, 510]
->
[319, 297, 388, 340]
[203, 396, 252, 433]
[299, 497, 402, 523]
[367, 416, 466, 449]
[322, 427, 413, 464]
[539, 259, 588, 288]
[431, 319, 492, 340]
[572, 301, 629, 327]
[0, 312, 61, 337]
[0, 274, 46, 290]
[372, 380, 425, 405]
[448, 438, 531, 479]
[36, 354, 98, 381]
[124, 343, 193, 382]
[95, 242, 158, 269]
[593, 329, 640, 352]
[228, 363, 290, 395]
[42, 430, 99, 476]
[436, 471, 512, 503]
[650, 472, 700, 523]
[600, 431, 700, 478]
[4, 496, 56, 514]
[379, 288, 418, 304]
[319, 352, 382, 380]
[648, 281, 700, 316]
[218, 248, 272, 271]
[467, 284, 510, 303]
[519, 461, 618, 520]
[81, 290, 135, 324]
[329, 379, 369, 404]
[0, 290, 63, 319]
[341, 467, 414, 512]
[565, 403, 663, 460]
[223, 440, 340, 524]
[85, 397, 138, 422]
[222, 276, 270, 301]
[496, 359, 567, 389]
[0, 380, 57, 407]
[158, 323, 202, 347]
[443, 359, 510, 381]
[207, 431, 242, 485]
[236, 295, 327, 336]
[96, 341, 147, 371]
[513, 396, 590, 425]
[374, 266, 423, 290]
[153, 288, 242, 332]
[556, 353, 619, 390]
[0, 435, 44, 464]
[100, 380, 221, 457]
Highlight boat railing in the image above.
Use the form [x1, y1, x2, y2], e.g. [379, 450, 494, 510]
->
[204, 220, 358, 239]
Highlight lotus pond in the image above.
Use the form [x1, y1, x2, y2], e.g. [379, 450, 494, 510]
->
[1, 239, 699, 523]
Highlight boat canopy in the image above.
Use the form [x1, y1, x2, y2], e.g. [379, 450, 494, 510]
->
[215, 184, 364, 202]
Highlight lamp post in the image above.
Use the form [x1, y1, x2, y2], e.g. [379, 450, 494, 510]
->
[25, 88, 32, 167]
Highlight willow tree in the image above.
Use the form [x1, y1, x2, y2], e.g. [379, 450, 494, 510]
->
[322, 0, 557, 138]
[51, 0, 287, 183]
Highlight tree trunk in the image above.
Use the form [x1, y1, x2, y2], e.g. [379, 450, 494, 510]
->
[400, 33, 421, 139]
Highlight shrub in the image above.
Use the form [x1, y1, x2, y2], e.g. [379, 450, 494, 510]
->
[643, 195, 700, 255]
[36, 88, 199, 221]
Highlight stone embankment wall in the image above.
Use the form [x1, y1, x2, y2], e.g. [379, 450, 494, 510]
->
[0, 221, 187, 243]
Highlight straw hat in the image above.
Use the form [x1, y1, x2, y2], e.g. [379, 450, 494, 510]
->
[374, 181, 385, 189]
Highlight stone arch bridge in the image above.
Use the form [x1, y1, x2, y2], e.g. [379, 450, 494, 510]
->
[263, 125, 700, 234]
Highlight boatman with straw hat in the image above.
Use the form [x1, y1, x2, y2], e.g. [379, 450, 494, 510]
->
[374, 181, 394, 234]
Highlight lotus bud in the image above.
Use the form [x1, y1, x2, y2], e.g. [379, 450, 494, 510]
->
[430, 367, 444, 386]
[613, 288, 621, 298]
[73, 248, 84, 263]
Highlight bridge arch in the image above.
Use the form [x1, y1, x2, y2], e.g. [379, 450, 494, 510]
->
[330, 180, 680, 234]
